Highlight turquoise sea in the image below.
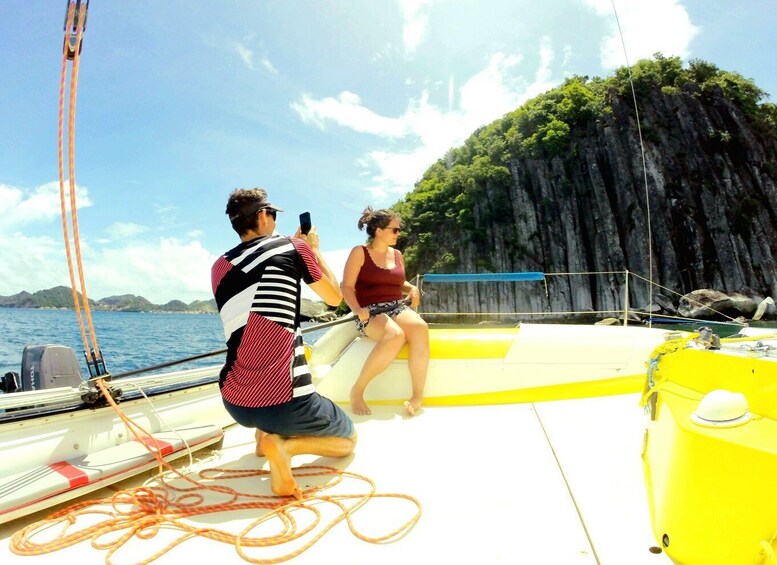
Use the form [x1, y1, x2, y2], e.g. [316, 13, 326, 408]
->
[0, 309, 331, 378]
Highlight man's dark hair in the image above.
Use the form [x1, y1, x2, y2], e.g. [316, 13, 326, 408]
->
[226, 188, 271, 235]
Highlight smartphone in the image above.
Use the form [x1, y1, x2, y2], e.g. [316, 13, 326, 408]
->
[299, 211, 312, 235]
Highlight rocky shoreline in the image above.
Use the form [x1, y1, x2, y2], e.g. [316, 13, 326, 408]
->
[643, 289, 776, 322]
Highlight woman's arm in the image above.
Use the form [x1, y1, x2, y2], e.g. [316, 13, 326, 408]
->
[398, 252, 421, 308]
[341, 246, 370, 322]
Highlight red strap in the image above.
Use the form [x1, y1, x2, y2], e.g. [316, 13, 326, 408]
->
[49, 461, 89, 488]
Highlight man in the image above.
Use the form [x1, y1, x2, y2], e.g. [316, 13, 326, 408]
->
[211, 188, 356, 498]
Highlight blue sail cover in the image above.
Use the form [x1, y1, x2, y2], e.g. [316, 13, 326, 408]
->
[422, 272, 545, 283]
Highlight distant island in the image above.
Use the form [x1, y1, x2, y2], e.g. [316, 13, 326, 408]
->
[0, 286, 218, 314]
[0, 285, 335, 320]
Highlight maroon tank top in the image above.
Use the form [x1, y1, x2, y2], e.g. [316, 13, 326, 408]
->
[355, 246, 405, 306]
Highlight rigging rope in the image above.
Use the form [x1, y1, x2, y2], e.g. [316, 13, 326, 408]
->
[610, 0, 655, 328]
[57, 0, 105, 376]
[9, 379, 422, 564]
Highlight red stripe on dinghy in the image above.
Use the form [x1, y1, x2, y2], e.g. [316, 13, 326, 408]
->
[0, 430, 222, 523]
[134, 436, 174, 456]
[48, 461, 90, 489]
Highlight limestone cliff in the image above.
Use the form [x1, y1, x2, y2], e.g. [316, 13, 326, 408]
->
[398, 57, 777, 319]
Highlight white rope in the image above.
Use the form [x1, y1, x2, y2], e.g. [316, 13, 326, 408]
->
[544, 270, 627, 276]
[121, 381, 196, 470]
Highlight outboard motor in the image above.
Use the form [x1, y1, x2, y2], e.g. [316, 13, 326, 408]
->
[20, 344, 83, 392]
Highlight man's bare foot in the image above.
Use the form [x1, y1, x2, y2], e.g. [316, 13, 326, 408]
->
[259, 434, 300, 498]
[404, 397, 422, 416]
[350, 390, 372, 415]
[255, 429, 266, 457]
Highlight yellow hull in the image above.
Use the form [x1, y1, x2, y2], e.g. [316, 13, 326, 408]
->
[642, 331, 777, 564]
[310, 322, 676, 405]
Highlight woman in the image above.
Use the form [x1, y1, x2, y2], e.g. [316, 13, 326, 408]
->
[341, 207, 429, 416]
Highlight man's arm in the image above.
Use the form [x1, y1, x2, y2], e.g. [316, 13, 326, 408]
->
[297, 226, 342, 307]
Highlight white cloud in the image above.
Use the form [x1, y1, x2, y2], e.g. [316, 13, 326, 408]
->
[90, 238, 216, 303]
[459, 52, 527, 126]
[0, 231, 217, 304]
[0, 181, 92, 233]
[400, 0, 436, 54]
[301, 247, 352, 301]
[0, 182, 349, 303]
[561, 44, 574, 73]
[293, 43, 560, 200]
[399, 0, 432, 53]
[261, 56, 278, 75]
[0, 233, 72, 297]
[234, 42, 255, 70]
[291, 91, 409, 137]
[229, 39, 278, 75]
[107, 222, 149, 239]
[582, 0, 699, 68]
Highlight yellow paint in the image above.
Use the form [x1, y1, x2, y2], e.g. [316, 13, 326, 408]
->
[652, 348, 777, 420]
[364, 374, 643, 406]
[642, 347, 777, 564]
[395, 327, 519, 360]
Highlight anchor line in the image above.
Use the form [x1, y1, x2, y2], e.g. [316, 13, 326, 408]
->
[57, 0, 105, 376]
[9, 379, 423, 564]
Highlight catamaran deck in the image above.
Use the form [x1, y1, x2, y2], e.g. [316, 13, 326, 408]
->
[0, 393, 671, 564]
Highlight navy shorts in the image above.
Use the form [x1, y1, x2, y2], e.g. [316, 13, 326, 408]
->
[223, 392, 355, 438]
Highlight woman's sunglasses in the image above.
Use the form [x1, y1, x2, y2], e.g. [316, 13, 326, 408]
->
[383, 227, 401, 234]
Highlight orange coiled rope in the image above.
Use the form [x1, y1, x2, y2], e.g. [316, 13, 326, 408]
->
[10, 380, 422, 564]
[58, 0, 103, 373]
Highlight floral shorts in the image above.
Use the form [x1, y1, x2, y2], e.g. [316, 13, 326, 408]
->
[355, 299, 409, 336]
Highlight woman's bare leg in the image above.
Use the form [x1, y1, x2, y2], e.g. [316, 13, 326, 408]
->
[394, 309, 429, 415]
[350, 315, 406, 415]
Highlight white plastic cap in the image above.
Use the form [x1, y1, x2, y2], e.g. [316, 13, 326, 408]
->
[691, 389, 751, 428]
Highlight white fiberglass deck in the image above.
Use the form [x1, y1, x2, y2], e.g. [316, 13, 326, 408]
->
[0, 394, 671, 564]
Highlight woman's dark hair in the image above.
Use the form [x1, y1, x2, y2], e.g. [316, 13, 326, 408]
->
[358, 207, 400, 242]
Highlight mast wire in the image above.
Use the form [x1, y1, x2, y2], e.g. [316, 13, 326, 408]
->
[610, 0, 655, 328]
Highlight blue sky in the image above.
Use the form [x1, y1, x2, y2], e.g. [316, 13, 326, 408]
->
[1, 0, 775, 303]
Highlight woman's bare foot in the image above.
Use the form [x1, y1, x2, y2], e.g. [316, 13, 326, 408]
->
[255, 429, 266, 457]
[350, 389, 372, 415]
[404, 396, 422, 416]
[259, 434, 301, 498]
